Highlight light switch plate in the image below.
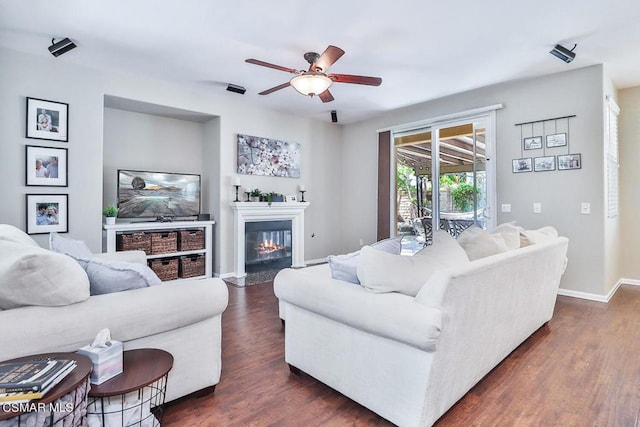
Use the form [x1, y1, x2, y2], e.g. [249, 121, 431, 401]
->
[533, 203, 542, 214]
[501, 204, 511, 213]
[581, 202, 591, 215]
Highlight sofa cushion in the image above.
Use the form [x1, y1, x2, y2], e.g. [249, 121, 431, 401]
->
[457, 226, 509, 260]
[491, 223, 521, 250]
[357, 245, 451, 297]
[0, 224, 39, 247]
[49, 232, 93, 260]
[84, 258, 161, 296]
[519, 226, 559, 246]
[0, 241, 90, 309]
[414, 231, 470, 267]
[327, 236, 402, 284]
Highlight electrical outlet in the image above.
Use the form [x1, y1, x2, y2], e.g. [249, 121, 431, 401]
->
[533, 203, 542, 214]
[581, 202, 591, 215]
[359, 238, 364, 246]
[501, 204, 511, 213]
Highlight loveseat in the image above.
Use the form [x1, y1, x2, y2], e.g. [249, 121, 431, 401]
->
[0, 224, 228, 402]
[274, 227, 568, 426]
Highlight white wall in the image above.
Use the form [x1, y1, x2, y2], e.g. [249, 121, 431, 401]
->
[0, 47, 343, 275]
[618, 86, 640, 279]
[342, 65, 612, 296]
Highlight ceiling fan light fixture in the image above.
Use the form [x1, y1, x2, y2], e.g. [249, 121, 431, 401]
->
[290, 73, 332, 96]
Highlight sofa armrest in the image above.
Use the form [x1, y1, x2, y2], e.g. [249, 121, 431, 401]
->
[92, 250, 147, 265]
[274, 268, 441, 351]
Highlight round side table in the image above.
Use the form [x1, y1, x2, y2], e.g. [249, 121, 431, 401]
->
[0, 352, 92, 427]
[87, 349, 173, 427]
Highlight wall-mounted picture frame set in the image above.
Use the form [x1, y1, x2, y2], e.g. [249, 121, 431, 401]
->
[25, 194, 68, 234]
[24, 96, 70, 234]
[26, 97, 69, 142]
[521, 133, 568, 150]
[512, 154, 582, 173]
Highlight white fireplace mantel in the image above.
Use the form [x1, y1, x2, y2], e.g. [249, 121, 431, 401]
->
[231, 202, 309, 279]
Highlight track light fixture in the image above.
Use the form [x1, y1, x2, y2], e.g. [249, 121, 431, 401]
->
[549, 44, 576, 63]
[48, 38, 76, 57]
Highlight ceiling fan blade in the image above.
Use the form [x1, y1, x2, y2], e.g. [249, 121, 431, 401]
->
[330, 73, 382, 86]
[246, 59, 298, 74]
[258, 82, 291, 95]
[318, 89, 334, 103]
[311, 45, 345, 72]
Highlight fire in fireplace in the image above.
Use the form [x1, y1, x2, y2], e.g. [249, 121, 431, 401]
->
[245, 220, 292, 272]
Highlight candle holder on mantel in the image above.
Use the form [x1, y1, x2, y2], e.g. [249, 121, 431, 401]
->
[233, 185, 241, 202]
[299, 190, 306, 202]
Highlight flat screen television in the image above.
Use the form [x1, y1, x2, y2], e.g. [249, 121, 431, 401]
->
[117, 169, 201, 219]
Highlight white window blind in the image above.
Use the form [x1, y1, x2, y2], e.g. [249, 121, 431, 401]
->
[605, 96, 620, 218]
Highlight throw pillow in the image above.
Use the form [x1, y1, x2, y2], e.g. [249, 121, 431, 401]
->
[357, 245, 449, 296]
[519, 226, 559, 246]
[85, 257, 161, 296]
[327, 236, 402, 284]
[490, 223, 521, 251]
[0, 241, 90, 309]
[0, 224, 39, 247]
[49, 232, 93, 260]
[457, 226, 508, 261]
[415, 231, 470, 268]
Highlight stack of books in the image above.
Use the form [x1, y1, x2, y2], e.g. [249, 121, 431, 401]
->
[0, 358, 77, 403]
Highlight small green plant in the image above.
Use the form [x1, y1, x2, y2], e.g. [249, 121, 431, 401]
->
[102, 205, 118, 217]
[250, 188, 262, 197]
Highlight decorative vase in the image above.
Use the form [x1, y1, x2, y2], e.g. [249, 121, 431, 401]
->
[105, 217, 116, 225]
[251, 196, 260, 202]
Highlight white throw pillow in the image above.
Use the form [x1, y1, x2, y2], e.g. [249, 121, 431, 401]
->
[49, 232, 93, 260]
[357, 245, 450, 296]
[519, 226, 559, 246]
[85, 257, 161, 296]
[0, 224, 39, 247]
[457, 226, 508, 261]
[327, 236, 402, 284]
[490, 223, 521, 251]
[0, 241, 90, 309]
[415, 231, 470, 267]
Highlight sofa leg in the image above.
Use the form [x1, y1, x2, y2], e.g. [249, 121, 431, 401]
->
[288, 364, 301, 375]
[193, 385, 216, 398]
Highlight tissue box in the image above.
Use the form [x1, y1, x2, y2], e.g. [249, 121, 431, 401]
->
[77, 341, 123, 384]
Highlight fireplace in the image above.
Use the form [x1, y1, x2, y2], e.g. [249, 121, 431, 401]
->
[245, 220, 292, 273]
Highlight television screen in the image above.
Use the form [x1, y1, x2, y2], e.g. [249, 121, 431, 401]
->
[117, 170, 201, 219]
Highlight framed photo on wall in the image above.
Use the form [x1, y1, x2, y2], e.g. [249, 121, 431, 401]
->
[534, 156, 556, 172]
[546, 133, 567, 148]
[25, 145, 68, 186]
[26, 97, 69, 142]
[558, 153, 582, 170]
[26, 194, 68, 234]
[512, 158, 533, 173]
[523, 136, 542, 150]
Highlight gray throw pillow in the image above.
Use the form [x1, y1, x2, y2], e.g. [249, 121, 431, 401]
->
[326, 236, 402, 284]
[85, 257, 161, 296]
[49, 232, 93, 260]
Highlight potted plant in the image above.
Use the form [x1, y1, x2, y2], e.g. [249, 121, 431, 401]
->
[103, 205, 118, 225]
[250, 189, 261, 202]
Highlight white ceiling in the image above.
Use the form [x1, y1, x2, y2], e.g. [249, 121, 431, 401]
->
[2, 1, 639, 124]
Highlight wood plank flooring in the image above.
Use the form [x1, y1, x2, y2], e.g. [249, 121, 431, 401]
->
[163, 283, 640, 426]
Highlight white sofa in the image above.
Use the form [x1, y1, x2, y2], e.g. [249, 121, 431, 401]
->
[274, 235, 569, 426]
[0, 225, 228, 402]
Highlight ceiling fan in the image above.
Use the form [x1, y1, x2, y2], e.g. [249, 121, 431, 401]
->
[245, 45, 382, 103]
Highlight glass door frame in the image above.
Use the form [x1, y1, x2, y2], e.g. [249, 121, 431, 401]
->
[389, 105, 500, 237]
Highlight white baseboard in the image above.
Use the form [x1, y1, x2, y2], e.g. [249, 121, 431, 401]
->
[558, 278, 640, 303]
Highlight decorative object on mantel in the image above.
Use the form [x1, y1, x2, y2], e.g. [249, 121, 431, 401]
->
[232, 177, 241, 202]
[298, 185, 306, 202]
[237, 133, 301, 177]
[513, 115, 579, 174]
[103, 205, 118, 225]
[26, 97, 69, 142]
[250, 189, 262, 202]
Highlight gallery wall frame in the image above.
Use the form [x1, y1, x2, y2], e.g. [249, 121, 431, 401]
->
[558, 154, 582, 170]
[26, 97, 69, 142]
[546, 133, 567, 148]
[25, 145, 68, 187]
[534, 156, 556, 172]
[512, 158, 533, 173]
[523, 136, 542, 150]
[26, 194, 68, 234]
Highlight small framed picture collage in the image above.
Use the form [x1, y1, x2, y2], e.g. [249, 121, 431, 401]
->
[25, 97, 70, 234]
[513, 115, 580, 174]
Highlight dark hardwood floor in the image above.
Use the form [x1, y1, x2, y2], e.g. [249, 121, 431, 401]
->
[163, 282, 640, 426]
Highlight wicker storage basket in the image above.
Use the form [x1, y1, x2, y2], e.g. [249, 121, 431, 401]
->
[151, 231, 177, 254]
[179, 255, 206, 278]
[149, 258, 179, 281]
[178, 229, 205, 251]
[116, 232, 152, 254]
